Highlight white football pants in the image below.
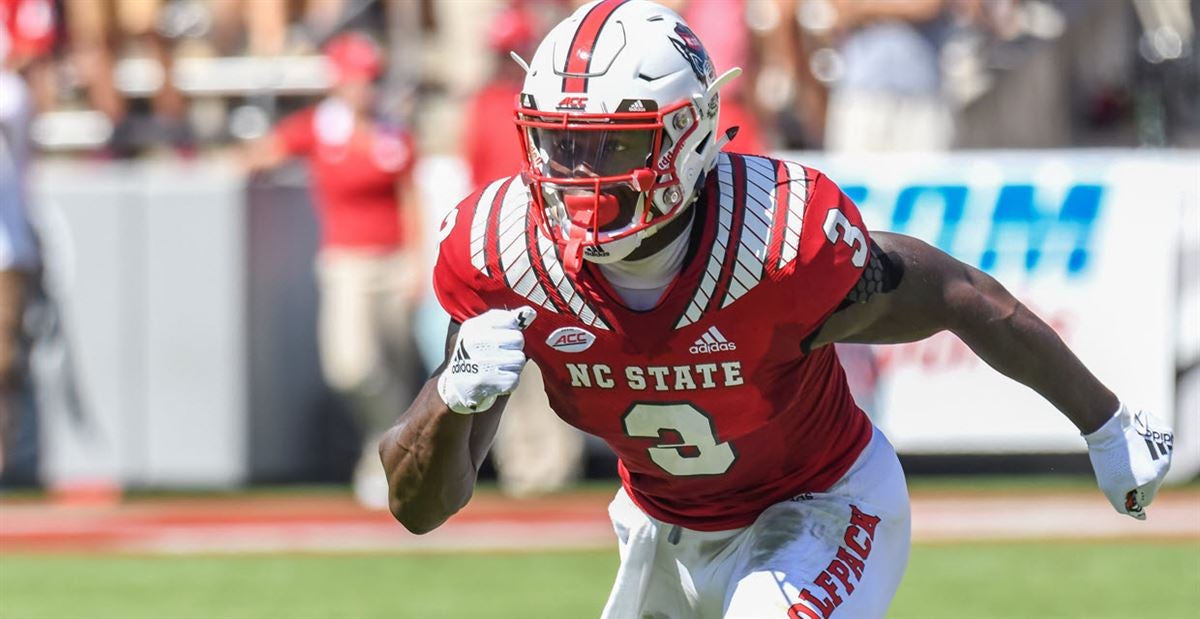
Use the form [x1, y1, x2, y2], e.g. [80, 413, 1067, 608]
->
[601, 427, 910, 619]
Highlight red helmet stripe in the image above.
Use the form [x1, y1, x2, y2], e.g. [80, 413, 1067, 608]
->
[561, 0, 628, 93]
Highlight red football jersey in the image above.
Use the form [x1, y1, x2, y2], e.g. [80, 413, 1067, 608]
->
[434, 153, 873, 530]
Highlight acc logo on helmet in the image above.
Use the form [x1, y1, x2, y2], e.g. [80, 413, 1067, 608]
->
[556, 96, 588, 111]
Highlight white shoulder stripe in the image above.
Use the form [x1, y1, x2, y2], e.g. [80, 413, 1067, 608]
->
[740, 156, 775, 251]
[778, 161, 808, 271]
[676, 153, 735, 329]
[721, 155, 773, 309]
[537, 234, 609, 330]
[487, 182, 607, 329]
[468, 178, 509, 275]
[496, 183, 559, 316]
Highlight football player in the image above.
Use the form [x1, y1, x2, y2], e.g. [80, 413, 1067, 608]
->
[379, 1, 1174, 617]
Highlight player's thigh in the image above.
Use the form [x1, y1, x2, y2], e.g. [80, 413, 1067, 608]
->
[602, 489, 696, 619]
[724, 434, 911, 618]
[724, 501, 909, 618]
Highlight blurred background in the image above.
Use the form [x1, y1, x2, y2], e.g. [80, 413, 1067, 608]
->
[1, 1, 1198, 617]
[2, 0, 1198, 494]
[2, 0, 1198, 496]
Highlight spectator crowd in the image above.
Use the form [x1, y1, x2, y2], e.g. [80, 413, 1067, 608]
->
[3, 0, 1196, 158]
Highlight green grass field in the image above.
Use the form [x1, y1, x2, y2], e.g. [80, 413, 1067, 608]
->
[2, 541, 1197, 618]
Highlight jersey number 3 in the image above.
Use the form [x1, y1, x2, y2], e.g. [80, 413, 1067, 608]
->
[623, 403, 737, 476]
[823, 209, 868, 267]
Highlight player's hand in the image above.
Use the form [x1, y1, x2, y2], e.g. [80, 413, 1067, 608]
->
[1083, 404, 1174, 520]
[436, 306, 536, 414]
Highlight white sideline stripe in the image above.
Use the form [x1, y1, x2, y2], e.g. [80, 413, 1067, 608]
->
[3, 494, 1197, 555]
[121, 522, 615, 555]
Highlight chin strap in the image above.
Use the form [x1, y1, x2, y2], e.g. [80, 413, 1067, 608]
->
[563, 229, 585, 275]
[562, 203, 595, 276]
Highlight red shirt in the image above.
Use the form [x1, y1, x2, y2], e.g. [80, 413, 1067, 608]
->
[1, 0, 56, 63]
[461, 80, 526, 194]
[274, 102, 416, 250]
[434, 153, 873, 530]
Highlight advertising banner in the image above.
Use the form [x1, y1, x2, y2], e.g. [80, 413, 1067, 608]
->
[780, 151, 1192, 453]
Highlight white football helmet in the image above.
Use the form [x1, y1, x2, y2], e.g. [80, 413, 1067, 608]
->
[514, 0, 740, 273]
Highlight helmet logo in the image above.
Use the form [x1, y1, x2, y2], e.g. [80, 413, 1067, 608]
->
[557, 96, 588, 110]
[616, 99, 658, 113]
[669, 23, 715, 86]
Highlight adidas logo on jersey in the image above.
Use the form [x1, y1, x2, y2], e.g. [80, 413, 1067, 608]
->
[689, 326, 736, 354]
[450, 341, 478, 374]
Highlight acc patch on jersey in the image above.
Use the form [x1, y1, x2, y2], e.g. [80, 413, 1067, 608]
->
[546, 326, 596, 353]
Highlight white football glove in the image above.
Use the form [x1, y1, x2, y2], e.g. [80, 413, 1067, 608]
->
[1083, 403, 1174, 520]
[436, 306, 536, 414]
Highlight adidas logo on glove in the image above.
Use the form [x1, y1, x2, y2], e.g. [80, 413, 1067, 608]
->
[450, 342, 479, 374]
[1134, 411, 1173, 461]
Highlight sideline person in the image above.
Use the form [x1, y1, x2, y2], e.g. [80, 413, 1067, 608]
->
[245, 32, 424, 509]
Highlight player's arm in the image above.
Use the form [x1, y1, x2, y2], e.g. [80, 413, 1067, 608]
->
[240, 134, 290, 172]
[377, 322, 503, 534]
[808, 231, 1173, 518]
[809, 231, 1116, 431]
[378, 308, 535, 534]
[241, 110, 312, 172]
